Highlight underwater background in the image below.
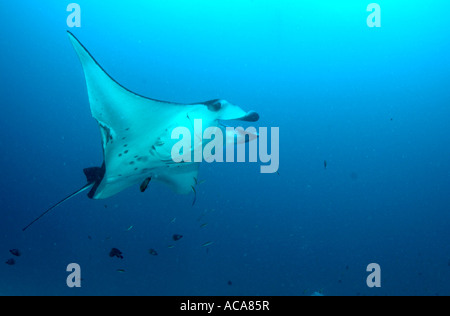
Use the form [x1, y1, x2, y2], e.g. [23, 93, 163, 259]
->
[0, 0, 449, 296]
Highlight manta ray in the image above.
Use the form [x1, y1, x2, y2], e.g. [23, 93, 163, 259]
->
[23, 31, 259, 231]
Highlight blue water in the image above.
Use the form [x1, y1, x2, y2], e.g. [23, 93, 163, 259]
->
[1, 0, 449, 296]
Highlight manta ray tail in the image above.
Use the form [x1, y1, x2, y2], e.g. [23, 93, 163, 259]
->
[22, 183, 93, 231]
[22, 165, 105, 231]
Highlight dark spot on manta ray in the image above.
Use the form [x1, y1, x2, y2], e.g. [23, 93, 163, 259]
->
[124, 144, 128, 147]
[124, 150, 129, 154]
[129, 161, 135, 165]
[118, 154, 122, 157]
[203, 99, 222, 112]
[125, 128, 130, 131]
[134, 168, 138, 171]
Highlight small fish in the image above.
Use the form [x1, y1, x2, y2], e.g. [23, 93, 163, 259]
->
[5, 258, 15, 266]
[9, 249, 21, 257]
[200, 223, 208, 229]
[168, 245, 175, 249]
[170, 217, 177, 224]
[116, 269, 126, 273]
[202, 241, 214, 247]
[173, 234, 183, 241]
[148, 249, 158, 256]
[109, 248, 123, 259]
[126, 225, 134, 231]
[191, 186, 197, 206]
[140, 177, 152, 193]
[194, 177, 207, 185]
